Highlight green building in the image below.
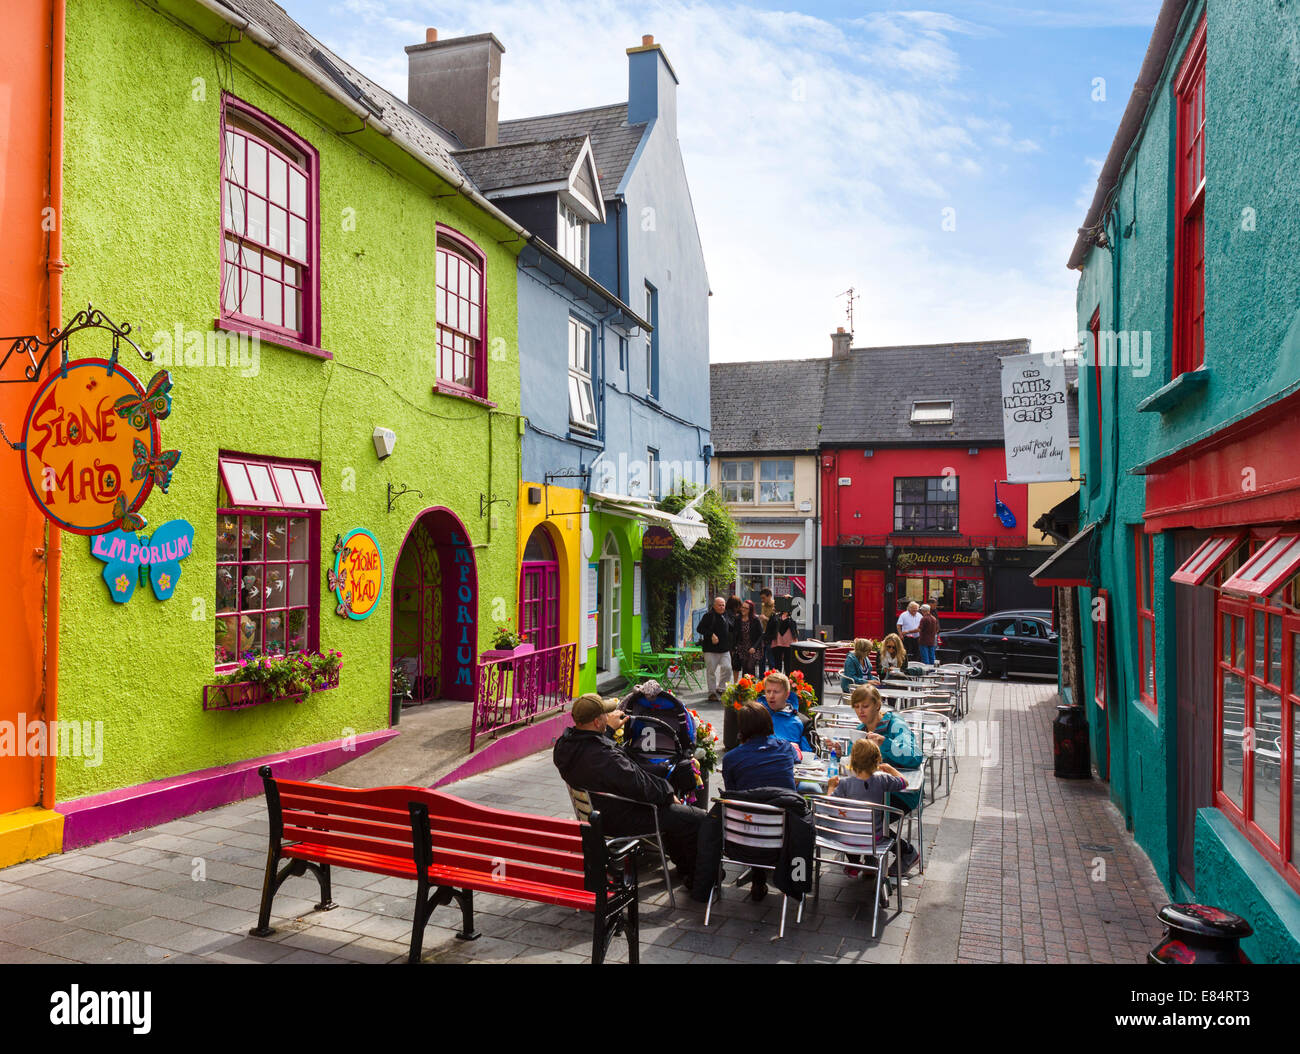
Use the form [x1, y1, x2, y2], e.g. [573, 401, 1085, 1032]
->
[50, 0, 526, 846]
[1068, 0, 1300, 960]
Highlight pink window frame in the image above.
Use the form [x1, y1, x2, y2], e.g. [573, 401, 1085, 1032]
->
[434, 223, 489, 400]
[218, 94, 325, 360]
[216, 451, 322, 673]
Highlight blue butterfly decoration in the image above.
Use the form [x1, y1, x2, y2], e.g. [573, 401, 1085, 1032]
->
[90, 519, 195, 604]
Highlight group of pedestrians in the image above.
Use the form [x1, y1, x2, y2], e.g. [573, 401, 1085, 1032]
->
[895, 600, 940, 664]
[696, 590, 800, 701]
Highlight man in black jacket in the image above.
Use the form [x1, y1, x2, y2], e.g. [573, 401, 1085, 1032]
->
[696, 596, 732, 701]
[553, 693, 707, 887]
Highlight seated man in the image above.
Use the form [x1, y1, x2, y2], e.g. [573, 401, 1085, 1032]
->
[759, 670, 813, 756]
[553, 692, 707, 889]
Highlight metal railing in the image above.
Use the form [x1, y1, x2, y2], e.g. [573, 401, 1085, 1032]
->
[471, 642, 577, 750]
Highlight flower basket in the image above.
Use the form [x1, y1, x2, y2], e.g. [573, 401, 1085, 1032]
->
[205, 649, 342, 711]
[481, 641, 534, 672]
[202, 681, 263, 712]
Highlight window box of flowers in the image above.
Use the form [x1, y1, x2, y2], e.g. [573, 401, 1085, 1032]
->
[203, 649, 343, 712]
[719, 676, 760, 750]
[480, 621, 534, 669]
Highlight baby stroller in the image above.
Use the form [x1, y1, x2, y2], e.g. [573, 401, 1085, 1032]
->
[620, 681, 703, 804]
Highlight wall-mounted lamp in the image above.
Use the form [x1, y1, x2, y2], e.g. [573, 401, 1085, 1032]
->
[373, 426, 397, 460]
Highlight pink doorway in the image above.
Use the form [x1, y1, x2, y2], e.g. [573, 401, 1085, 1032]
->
[520, 526, 560, 692]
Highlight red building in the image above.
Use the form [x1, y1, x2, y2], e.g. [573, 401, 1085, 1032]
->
[817, 333, 1052, 640]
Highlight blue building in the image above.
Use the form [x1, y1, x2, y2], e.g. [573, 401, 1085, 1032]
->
[407, 31, 712, 690]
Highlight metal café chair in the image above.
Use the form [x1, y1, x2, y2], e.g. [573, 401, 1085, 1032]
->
[808, 795, 906, 938]
[567, 784, 676, 908]
[704, 799, 803, 939]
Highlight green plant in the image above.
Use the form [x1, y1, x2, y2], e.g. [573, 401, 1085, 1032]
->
[490, 619, 525, 650]
[644, 485, 738, 651]
[216, 648, 342, 699]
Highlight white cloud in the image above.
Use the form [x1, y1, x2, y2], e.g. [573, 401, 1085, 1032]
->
[302, 0, 1080, 358]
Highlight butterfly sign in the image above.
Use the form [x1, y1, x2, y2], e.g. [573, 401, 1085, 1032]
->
[132, 437, 181, 493]
[331, 528, 384, 620]
[90, 519, 195, 604]
[113, 369, 173, 431]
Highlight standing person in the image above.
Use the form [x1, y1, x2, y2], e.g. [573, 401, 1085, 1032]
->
[724, 595, 742, 651]
[697, 597, 733, 701]
[758, 588, 776, 671]
[731, 600, 761, 678]
[765, 599, 797, 673]
[897, 600, 922, 662]
[918, 603, 940, 665]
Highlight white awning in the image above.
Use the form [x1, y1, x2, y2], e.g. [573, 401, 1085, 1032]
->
[590, 491, 710, 550]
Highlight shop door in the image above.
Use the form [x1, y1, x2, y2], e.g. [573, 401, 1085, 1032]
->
[1174, 531, 1216, 891]
[521, 562, 560, 691]
[853, 570, 884, 640]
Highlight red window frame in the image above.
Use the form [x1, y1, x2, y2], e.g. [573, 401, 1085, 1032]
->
[215, 454, 321, 672]
[1173, 18, 1207, 377]
[435, 224, 488, 400]
[1089, 307, 1102, 471]
[219, 94, 323, 358]
[1135, 528, 1157, 712]
[1214, 582, 1299, 894]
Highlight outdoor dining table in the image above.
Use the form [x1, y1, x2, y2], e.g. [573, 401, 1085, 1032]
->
[793, 759, 925, 795]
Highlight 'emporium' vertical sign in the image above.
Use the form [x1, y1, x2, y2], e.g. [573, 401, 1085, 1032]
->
[450, 529, 475, 689]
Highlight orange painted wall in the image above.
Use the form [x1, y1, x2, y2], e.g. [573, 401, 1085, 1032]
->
[0, 0, 55, 812]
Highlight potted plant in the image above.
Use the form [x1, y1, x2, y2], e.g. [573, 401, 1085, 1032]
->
[481, 619, 534, 666]
[688, 708, 720, 805]
[719, 676, 759, 750]
[204, 648, 342, 711]
[787, 668, 818, 716]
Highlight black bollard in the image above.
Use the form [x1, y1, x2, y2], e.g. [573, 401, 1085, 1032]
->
[1052, 703, 1091, 779]
[1148, 904, 1253, 964]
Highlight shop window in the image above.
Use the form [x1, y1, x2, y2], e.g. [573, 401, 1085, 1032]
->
[739, 558, 807, 620]
[436, 226, 487, 398]
[220, 95, 320, 353]
[892, 568, 983, 618]
[894, 476, 958, 533]
[1135, 528, 1157, 712]
[215, 455, 324, 669]
[1173, 18, 1207, 377]
[1215, 586, 1299, 892]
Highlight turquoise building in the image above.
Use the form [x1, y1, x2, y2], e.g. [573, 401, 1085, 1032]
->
[1068, 0, 1300, 961]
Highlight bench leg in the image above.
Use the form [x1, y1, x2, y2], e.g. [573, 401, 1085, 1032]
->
[251, 858, 336, 937]
[452, 889, 480, 941]
[591, 911, 607, 966]
[303, 861, 336, 912]
[250, 848, 282, 937]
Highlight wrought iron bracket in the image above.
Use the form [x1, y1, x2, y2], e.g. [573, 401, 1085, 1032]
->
[544, 468, 591, 520]
[0, 302, 152, 385]
[480, 492, 511, 519]
[387, 482, 423, 514]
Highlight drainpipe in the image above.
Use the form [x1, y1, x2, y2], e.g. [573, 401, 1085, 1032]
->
[42, 0, 65, 810]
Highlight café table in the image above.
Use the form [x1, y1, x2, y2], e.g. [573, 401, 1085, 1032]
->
[793, 759, 925, 796]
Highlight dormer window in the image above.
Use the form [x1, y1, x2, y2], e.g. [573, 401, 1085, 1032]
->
[910, 400, 954, 424]
[558, 202, 588, 272]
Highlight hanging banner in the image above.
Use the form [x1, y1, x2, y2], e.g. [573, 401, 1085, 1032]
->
[20, 358, 178, 534]
[1000, 352, 1070, 483]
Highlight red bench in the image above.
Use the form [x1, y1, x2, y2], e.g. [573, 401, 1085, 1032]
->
[250, 766, 640, 964]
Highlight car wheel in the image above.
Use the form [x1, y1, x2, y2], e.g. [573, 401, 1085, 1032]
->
[960, 651, 986, 678]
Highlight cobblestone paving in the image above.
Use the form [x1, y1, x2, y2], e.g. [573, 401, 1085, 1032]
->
[0, 680, 1167, 964]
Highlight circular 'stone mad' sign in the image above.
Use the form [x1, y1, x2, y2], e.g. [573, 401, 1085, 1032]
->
[21, 358, 166, 535]
[336, 528, 384, 620]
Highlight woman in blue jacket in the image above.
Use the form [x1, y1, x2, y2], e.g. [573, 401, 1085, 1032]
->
[840, 638, 879, 694]
[848, 683, 922, 869]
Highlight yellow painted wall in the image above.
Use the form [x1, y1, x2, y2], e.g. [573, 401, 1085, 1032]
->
[1026, 445, 1081, 547]
[517, 481, 583, 693]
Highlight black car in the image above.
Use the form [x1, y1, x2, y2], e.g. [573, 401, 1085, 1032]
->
[935, 610, 1058, 678]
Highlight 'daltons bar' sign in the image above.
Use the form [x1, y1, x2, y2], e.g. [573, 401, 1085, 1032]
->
[999, 351, 1070, 484]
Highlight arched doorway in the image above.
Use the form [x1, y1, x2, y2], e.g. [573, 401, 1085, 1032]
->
[390, 508, 478, 716]
[597, 532, 623, 677]
[520, 525, 560, 691]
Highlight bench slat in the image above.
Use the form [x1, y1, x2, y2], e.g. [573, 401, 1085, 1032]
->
[281, 808, 411, 845]
[283, 825, 418, 862]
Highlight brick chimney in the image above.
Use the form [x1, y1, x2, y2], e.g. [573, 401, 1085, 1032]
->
[627, 35, 677, 135]
[831, 327, 852, 359]
[405, 31, 505, 149]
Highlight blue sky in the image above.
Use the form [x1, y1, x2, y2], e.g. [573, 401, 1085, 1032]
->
[280, 0, 1160, 359]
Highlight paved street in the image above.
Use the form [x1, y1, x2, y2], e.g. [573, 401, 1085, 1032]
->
[0, 679, 1166, 964]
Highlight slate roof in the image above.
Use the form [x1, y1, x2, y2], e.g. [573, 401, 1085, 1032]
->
[709, 360, 829, 453]
[454, 136, 588, 195]
[498, 104, 647, 198]
[820, 339, 1031, 445]
[221, 0, 473, 181]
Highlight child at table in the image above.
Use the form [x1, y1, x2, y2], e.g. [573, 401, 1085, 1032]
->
[826, 738, 906, 878]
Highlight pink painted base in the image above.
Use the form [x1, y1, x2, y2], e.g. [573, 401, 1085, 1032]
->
[57, 729, 397, 850]
[434, 711, 571, 788]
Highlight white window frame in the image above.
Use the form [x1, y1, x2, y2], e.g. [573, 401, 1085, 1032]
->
[644, 282, 656, 399]
[758, 459, 796, 504]
[567, 317, 597, 433]
[721, 460, 755, 504]
[558, 201, 588, 272]
[646, 447, 659, 498]
[910, 400, 954, 424]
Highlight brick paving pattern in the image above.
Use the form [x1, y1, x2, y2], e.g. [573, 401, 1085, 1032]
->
[0, 680, 1168, 963]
